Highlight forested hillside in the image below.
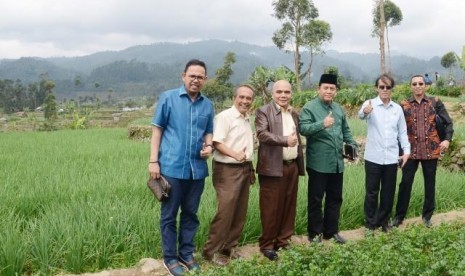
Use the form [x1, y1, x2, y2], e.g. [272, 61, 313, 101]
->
[0, 39, 453, 100]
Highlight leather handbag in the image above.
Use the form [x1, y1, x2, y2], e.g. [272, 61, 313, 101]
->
[344, 144, 358, 160]
[147, 176, 171, 201]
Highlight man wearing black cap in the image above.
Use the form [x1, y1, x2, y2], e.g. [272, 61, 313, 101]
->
[299, 73, 357, 244]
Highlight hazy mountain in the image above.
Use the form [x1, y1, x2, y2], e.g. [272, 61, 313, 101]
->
[0, 40, 451, 98]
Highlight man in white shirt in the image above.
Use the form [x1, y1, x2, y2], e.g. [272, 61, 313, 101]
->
[203, 84, 255, 266]
[358, 74, 410, 233]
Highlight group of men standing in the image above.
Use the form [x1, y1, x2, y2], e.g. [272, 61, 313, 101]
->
[359, 74, 453, 234]
[148, 59, 453, 276]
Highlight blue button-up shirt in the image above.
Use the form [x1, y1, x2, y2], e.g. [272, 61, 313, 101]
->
[152, 86, 214, 180]
[358, 96, 410, 165]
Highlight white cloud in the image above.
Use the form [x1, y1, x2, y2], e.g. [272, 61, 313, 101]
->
[0, 0, 463, 59]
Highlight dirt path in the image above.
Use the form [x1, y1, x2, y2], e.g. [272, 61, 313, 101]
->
[62, 209, 465, 276]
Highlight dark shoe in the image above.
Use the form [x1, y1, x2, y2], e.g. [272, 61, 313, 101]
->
[202, 251, 213, 261]
[390, 217, 403, 228]
[381, 224, 392, 232]
[308, 234, 322, 243]
[220, 248, 241, 259]
[423, 218, 432, 228]
[164, 259, 187, 276]
[212, 254, 230, 266]
[203, 251, 229, 266]
[274, 244, 291, 251]
[323, 233, 346, 244]
[178, 256, 200, 271]
[261, 249, 278, 261]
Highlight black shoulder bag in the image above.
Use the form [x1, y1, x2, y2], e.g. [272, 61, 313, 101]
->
[430, 97, 447, 141]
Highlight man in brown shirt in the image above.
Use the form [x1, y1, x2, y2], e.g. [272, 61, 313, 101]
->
[391, 74, 454, 228]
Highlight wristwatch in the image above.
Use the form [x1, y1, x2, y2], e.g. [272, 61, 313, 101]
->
[205, 144, 215, 152]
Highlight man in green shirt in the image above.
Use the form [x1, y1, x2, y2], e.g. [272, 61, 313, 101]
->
[299, 74, 357, 244]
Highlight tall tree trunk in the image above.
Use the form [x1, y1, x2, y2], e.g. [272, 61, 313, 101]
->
[386, 27, 391, 73]
[308, 51, 314, 87]
[379, 0, 386, 74]
[294, 43, 302, 92]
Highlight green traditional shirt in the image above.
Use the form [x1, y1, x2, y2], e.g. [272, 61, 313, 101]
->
[299, 97, 356, 173]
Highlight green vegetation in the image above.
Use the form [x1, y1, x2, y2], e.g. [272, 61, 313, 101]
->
[272, 0, 332, 91]
[1, 128, 465, 275]
[198, 222, 465, 276]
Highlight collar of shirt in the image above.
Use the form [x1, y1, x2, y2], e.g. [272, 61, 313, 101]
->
[231, 105, 251, 122]
[408, 96, 429, 104]
[373, 96, 393, 107]
[274, 102, 292, 113]
[178, 85, 204, 101]
[317, 97, 333, 109]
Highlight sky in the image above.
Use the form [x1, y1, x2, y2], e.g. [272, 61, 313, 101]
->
[0, 0, 464, 60]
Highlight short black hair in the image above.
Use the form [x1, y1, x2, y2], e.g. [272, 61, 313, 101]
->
[410, 74, 425, 83]
[374, 74, 395, 88]
[184, 59, 207, 75]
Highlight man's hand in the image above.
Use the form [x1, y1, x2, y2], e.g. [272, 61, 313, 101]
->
[439, 140, 450, 152]
[200, 143, 213, 159]
[233, 147, 247, 162]
[149, 163, 160, 179]
[399, 154, 410, 169]
[287, 127, 298, 147]
[323, 111, 335, 128]
[363, 100, 373, 114]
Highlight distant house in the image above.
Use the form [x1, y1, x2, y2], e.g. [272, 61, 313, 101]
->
[122, 106, 142, 112]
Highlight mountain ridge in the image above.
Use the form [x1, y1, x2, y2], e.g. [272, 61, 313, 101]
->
[0, 39, 447, 97]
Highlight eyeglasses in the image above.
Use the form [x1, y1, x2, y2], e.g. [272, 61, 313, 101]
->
[411, 82, 425, 87]
[187, 75, 206, 81]
[378, 85, 392, 90]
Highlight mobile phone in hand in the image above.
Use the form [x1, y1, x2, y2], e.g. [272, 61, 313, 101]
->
[398, 159, 403, 168]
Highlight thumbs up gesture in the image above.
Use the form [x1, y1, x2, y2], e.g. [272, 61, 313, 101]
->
[287, 126, 298, 147]
[324, 110, 335, 128]
[363, 100, 373, 114]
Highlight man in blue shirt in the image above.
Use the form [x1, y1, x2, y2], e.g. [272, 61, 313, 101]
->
[358, 74, 410, 234]
[149, 59, 214, 276]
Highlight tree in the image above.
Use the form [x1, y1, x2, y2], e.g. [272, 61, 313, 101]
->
[462, 46, 465, 71]
[74, 76, 82, 88]
[372, 0, 403, 73]
[272, 0, 330, 92]
[202, 52, 236, 110]
[301, 20, 332, 85]
[441, 51, 459, 76]
[248, 65, 297, 107]
[43, 81, 57, 121]
[215, 52, 236, 86]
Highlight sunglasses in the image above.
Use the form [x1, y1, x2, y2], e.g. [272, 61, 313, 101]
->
[378, 85, 392, 90]
[411, 82, 425, 87]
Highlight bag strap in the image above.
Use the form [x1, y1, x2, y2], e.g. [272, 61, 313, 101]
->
[429, 96, 440, 113]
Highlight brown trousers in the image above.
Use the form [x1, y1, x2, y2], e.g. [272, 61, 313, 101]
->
[203, 161, 252, 256]
[258, 161, 298, 250]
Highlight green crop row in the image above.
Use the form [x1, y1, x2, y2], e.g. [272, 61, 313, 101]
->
[1, 128, 464, 275]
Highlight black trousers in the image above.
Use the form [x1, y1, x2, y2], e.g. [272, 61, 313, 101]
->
[364, 161, 398, 229]
[394, 159, 438, 221]
[307, 167, 343, 237]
